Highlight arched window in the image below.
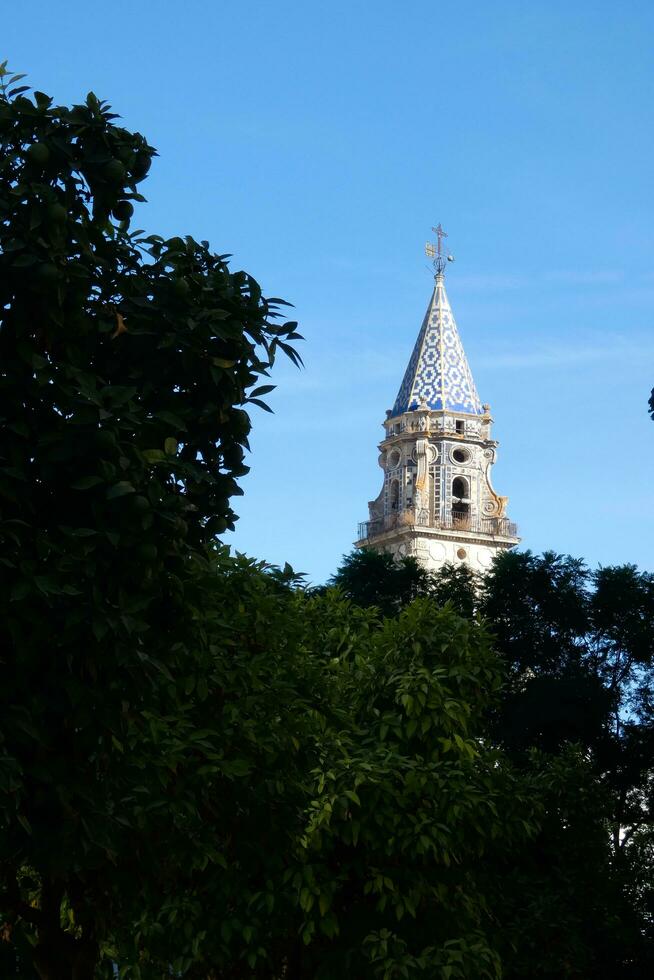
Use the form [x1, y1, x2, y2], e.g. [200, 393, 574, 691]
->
[452, 476, 468, 500]
[452, 477, 469, 523]
[390, 479, 400, 511]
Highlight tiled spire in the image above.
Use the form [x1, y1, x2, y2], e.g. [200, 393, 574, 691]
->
[391, 271, 482, 417]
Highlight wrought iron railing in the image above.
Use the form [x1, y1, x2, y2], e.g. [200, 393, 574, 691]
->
[384, 419, 480, 439]
[357, 513, 518, 541]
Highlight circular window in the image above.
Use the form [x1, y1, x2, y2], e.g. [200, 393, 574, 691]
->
[457, 548, 467, 560]
[388, 449, 401, 469]
[452, 448, 469, 464]
[411, 445, 438, 463]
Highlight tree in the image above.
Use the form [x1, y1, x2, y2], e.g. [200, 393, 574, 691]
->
[281, 597, 538, 980]
[489, 746, 651, 980]
[329, 548, 432, 612]
[330, 547, 654, 974]
[481, 551, 654, 975]
[330, 549, 478, 617]
[105, 581, 547, 979]
[0, 65, 300, 979]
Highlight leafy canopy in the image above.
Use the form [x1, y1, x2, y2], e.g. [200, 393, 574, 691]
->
[331, 545, 654, 975]
[0, 63, 300, 979]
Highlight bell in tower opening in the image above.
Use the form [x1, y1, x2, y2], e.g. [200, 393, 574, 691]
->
[356, 225, 519, 571]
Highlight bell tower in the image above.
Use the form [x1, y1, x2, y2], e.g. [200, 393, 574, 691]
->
[356, 225, 519, 572]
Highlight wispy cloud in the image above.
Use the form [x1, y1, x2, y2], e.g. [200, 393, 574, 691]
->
[478, 334, 654, 370]
[544, 269, 624, 286]
[455, 269, 627, 291]
[273, 329, 654, 386]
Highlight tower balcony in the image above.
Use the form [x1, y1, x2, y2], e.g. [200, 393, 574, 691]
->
[357, 512, 518, 543]
[383, 417, 481, 441]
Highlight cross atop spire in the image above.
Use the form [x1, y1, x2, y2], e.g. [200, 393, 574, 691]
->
[425, 222, 453, 278]
[433, 223, 447, 255]
[391, 245, 482, 417]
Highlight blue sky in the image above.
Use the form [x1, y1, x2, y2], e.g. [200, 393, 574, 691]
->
[6, 0, 654, 582]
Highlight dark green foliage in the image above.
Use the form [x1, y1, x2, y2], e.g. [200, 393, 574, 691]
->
[331, 546, 654, 974]
[481, 551, 590, 676]
[483, 552, 654, 753]
[3, 523, 585, 978]
[329, 548, 433, 612]
[331, 548, 478, 617]
[0, 66, 300, 979]
[426, 560, 479, 617]
[286, 598, 526, 980]
[497, 668, 611, 754]
[101, 574, 552, 979]
[493, 748, 652, 980]
[479, 553, 654, 975]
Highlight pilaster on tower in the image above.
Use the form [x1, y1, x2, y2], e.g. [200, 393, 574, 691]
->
[355, 226, 519, 572]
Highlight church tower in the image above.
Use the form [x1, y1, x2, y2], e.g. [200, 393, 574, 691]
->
[356, 225, 519, 572]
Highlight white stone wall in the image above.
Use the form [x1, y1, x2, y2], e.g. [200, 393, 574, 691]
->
[387, 535, 500, 573]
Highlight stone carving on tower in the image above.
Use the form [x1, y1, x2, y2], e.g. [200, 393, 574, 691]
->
[356, 225, 519, 572]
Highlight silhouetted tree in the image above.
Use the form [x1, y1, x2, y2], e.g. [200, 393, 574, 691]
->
[329, 548, 432, 613]
[0, 65, 300, 979]
[329, 546, 654, 974]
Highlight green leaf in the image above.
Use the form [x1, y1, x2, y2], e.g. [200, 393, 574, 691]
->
[141, 449, 166, 463]
[247, 397, 274, 413]
[249, 384, 276, 397]
[71, 475, 104, 490]
[10, 579, 31, 602]
[17, 813, 32, 835]
[154, 410, 187, 430]
[106, 481, 135, 499]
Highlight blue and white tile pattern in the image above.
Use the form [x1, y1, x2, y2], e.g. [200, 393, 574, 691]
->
[391, 277, 483, 417]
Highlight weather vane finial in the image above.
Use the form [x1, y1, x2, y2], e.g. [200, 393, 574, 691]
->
[425, 222, 454, 278]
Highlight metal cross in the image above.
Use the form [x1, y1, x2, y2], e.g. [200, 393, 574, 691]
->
[425, 223, 450, 275]
[432, 223, 448, 257]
